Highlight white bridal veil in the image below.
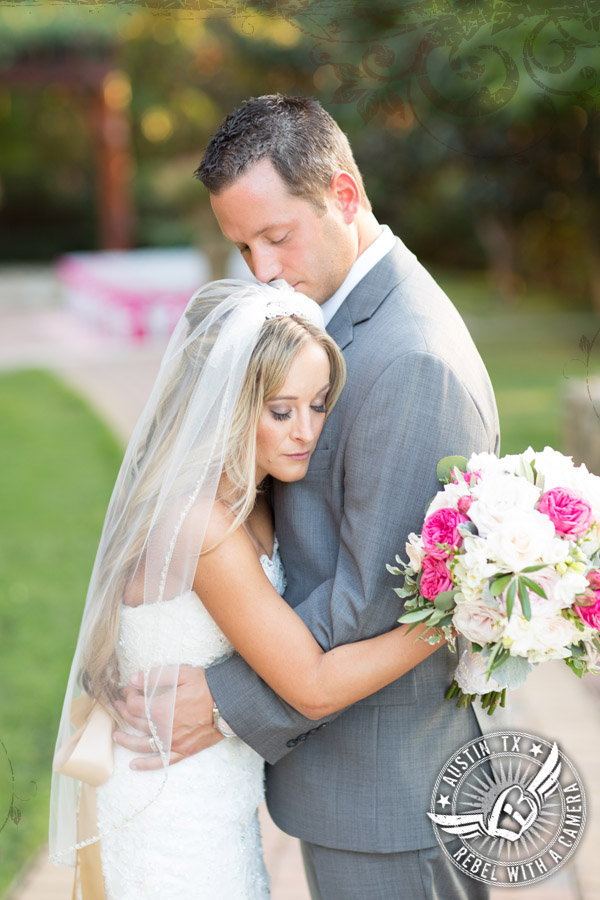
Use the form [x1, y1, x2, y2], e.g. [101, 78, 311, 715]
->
[49, 278, 324, 866]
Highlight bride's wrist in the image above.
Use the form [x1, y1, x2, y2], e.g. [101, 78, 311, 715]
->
[212, 705, 236, 738]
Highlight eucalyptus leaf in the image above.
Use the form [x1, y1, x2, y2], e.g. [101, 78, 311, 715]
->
[457, 521, 478, 538]
[490, 655, 531, 689]
[433, 590, 457, 610]
[568, 643, 585, 658]
[398, 607, 434, 623]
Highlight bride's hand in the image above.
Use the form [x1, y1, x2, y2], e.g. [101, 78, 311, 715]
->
[113, 665, 223, 770]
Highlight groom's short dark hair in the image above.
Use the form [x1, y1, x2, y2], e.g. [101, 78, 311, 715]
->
[194, 94, 370, 213]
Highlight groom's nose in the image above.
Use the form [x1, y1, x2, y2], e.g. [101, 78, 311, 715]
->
[250, 247, 284, 284]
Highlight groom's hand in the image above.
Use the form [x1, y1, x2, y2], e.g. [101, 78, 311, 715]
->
[113, 665, 223, 770]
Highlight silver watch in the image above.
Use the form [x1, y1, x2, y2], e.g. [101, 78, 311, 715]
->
[212, 705, 236, 738]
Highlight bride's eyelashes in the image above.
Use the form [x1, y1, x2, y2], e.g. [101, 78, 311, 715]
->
[270, 404, 327, 422]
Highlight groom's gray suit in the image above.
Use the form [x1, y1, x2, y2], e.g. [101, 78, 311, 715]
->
[207, 238, 505, 894]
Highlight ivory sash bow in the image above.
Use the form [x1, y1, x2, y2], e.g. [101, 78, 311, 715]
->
[53, 694, 114, 899]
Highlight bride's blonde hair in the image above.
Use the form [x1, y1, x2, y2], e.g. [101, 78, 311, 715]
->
[80, 290, 346, 712]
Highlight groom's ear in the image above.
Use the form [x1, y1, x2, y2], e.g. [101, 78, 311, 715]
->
[329, 170, 360, 223]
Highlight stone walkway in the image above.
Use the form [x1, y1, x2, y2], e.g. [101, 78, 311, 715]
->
[2, 274, 600, 899]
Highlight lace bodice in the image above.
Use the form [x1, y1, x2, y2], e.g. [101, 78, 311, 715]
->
[96, 538, 286, 899]
[117, 535, 286, 680]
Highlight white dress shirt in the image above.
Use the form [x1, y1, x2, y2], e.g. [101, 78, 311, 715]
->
[320, 224, 397, 326]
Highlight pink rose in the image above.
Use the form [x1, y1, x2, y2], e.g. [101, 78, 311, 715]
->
[575, 594, 600, 630]
[420, 556, 453, 600]
[587, 570, 600, 591]
[457, 494, 473, 515]
[422, 508, 468, 559]
[537, 487, 593, 538]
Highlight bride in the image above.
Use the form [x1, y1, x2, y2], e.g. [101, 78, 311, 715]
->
[50, 279, 444, 899]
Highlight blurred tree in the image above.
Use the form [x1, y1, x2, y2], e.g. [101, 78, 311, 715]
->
[0, 0, 598, 309]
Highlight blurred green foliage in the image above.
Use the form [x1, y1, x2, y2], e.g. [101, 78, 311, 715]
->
[0, 1, 599, 309]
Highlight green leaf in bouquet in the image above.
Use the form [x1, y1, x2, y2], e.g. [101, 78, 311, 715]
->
[398, 607, 435, 623]
[593, 636, 600, 653]
[490, 573, 513, 597]
[487, 642, 511, 673]
[433, 589, 457, 610]
[386, 564, 403, 575]
[521, 564, 547, 573]
[517, 577, 532, 620]
[437, 614, 454, 628]
[506, 580, 517, 619]
[565, 656, 585, 678]
[457, 521, 478, 538]
[393, 586, 417, 599]
[471, 642, 482, 653]
[491, 655, 531, 689]
[436, 455, 468, 484]
[568, 643, 585, 658]
[519, 575, 547, 599]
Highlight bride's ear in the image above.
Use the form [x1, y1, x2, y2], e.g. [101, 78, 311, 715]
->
[329, 170, 360, 223]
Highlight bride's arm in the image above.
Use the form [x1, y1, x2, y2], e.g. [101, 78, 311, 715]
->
[195, 510, 442, 721]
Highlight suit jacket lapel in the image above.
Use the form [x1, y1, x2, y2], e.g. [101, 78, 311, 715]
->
[326, 238, 417, 349]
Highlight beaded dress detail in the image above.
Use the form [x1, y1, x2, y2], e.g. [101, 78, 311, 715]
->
[96, 538, 286, 900]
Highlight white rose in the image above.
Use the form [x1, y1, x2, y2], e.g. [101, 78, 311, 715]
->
[426, 482, 471, 516]
[405, 532, 425, 572]
[453, 600, 506, 645]
[541, 536, 571, 566]
[503, 613, 576, 662]
[553, 568, 590, 607]
[533, 447, 584, 492]
[467, 452, 504, 477]
[486, 509, 556, 572]
[469, 474, 541, 537]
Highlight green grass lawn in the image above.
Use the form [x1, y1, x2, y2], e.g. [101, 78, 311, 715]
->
[0, 370, 122, 895]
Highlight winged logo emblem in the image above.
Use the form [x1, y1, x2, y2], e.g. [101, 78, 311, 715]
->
[428, 742, 561, 843]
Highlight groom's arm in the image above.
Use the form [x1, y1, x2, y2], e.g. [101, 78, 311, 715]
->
[207, 350, 498, 763]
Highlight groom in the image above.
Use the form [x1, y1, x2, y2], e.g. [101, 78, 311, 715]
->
[117, 95, 502, 898]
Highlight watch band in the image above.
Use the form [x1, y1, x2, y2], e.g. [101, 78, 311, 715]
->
[212, 705, 236, 738]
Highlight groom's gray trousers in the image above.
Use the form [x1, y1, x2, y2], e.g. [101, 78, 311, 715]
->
[207, 238, 510, 898]
[301, 839, 489, 900]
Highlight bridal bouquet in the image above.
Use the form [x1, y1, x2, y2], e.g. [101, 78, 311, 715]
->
[389, 447, 600, 714]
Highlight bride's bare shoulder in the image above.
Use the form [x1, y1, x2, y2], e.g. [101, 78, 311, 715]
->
[183, 498, 251, 558]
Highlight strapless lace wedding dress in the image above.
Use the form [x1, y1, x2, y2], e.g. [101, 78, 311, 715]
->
[96, 539, 286, 900]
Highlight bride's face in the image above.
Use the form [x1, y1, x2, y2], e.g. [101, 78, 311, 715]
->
[256, 340, 331, 484]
